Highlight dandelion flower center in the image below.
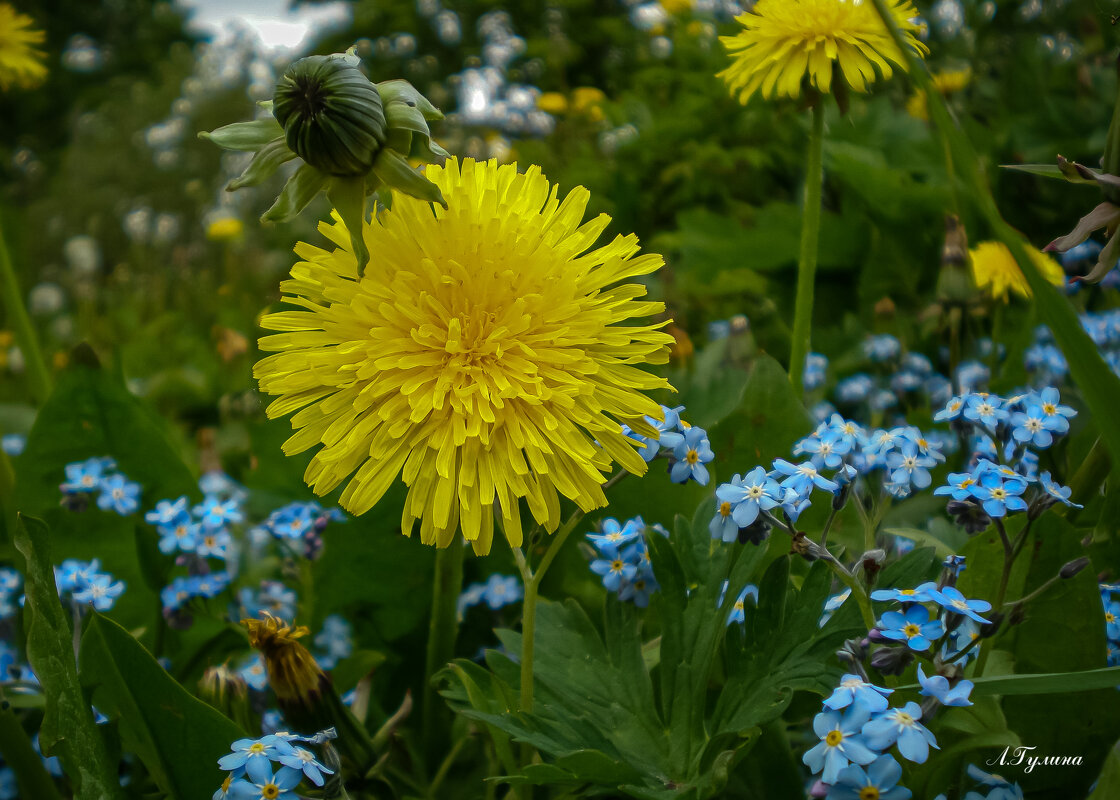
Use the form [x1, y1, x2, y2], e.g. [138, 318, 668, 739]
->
[256, 158, 673, 554]
[717, 0, 927, 105]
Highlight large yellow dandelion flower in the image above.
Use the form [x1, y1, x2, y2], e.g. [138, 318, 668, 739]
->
[969, 241, 1065, 302]
[0, 4, 47, 91]
[718, 0, 927, 105]
[256, 158, 674, 554]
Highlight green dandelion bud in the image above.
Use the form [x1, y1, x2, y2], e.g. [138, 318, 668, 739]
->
[273, 52, 387, 177]
[199, 46, 449, 271]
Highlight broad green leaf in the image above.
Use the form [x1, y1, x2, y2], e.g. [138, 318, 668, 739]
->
[14, 515, 123, 800]
[1088, 746, 1120, 800]
[79, 612, 246, 800]
[883, 526, 967, 559]
[710, 353, 814, 474]
[956, 667, 1120, 696]
[11, 356, 198, 630]
[1000, 514, 1120, 796]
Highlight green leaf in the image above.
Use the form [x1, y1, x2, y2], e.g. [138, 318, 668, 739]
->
[882, 526, 967, 559]
[198, 118, 284, 151]
[710, 353, 813, 472]
[999, 163, 1097, 184]
[14, 515, 123, 800]
[711, 560, 864, 737]
[960, 667, 1120, 696]
[11, 357, 198, 630]
[1000, 514, 1120, 796]
[78, 612, 246, 800]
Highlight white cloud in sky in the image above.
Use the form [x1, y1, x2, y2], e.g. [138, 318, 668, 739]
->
[176, 0, 352, 51]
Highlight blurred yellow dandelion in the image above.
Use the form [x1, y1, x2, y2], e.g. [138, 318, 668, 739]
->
[906, 68, 971, 121]
[536, 92, 568, 115]
[718, 0, 927, 105]
[206, 217, 244, 242]
[0, 4, 47, 91]
[255, 158, 674, 553]
[969, 241, 1064, 302]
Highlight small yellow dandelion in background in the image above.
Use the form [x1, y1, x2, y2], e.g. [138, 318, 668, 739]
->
[906, 68, 971, 121]
[256, 158, 674, 554]
[536, 92, 568, 115]
[661, 0, 693, 16]
[0, 4, 47, 91]
[969, 241, 1065, 302]
[206, 216, 244, 242]
[718, 0, 927, 105]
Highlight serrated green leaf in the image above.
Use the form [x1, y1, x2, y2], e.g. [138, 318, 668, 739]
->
[14, 515, 123, 800]
[10, 358, 197, 631]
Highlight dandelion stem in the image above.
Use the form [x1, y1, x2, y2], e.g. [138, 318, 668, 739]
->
[0, 211, 52, 404]
[788, 99, 825, 394]
[421, 541, 465, 762]
[518, 508, 584, 715]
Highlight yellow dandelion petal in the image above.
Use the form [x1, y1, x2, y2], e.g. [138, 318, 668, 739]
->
[256, 158, 675, 554]
[718, 0, 927, 106]
[0, 4, 47, 91]
[969, 241, 1065, 302]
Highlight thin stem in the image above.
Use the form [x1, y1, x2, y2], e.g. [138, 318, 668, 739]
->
[0, 211, 52, 404]
[827, 559, 876, 632]
[517, 509, 583, 714]
[428, 731, 469, 798]
[421, 542, 465, 761]
[818, 506, 839, 548]
[788, 100, 826, 394]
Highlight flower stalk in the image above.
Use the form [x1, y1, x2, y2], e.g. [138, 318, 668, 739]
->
[789, 100, 825, 395]
[421, 541, 465, 760]
[0, 211, 52, 404]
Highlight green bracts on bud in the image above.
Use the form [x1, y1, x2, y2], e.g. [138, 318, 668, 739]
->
[199, 46, 450, 270]
[262, 163, 330, 223]
[273, 54, 387, 177]
[227, 139, 296, 191]
[198, 117, 283, 151]
[373, 150, 447, 209]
